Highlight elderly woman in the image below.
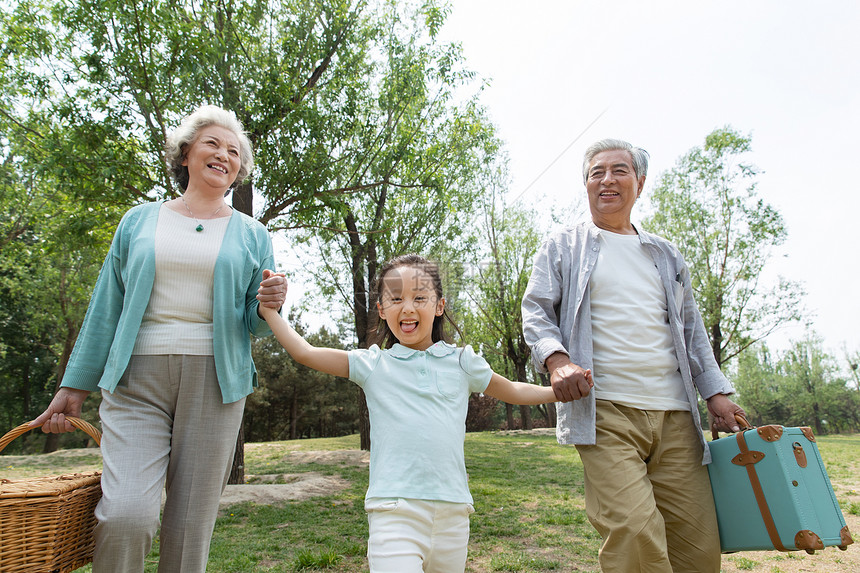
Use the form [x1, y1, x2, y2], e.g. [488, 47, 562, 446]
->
[32, 105, 286, 572]
[522, 139, 745, 572]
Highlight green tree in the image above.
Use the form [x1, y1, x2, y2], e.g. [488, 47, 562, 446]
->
[643, 127, 804, 368]
[731, 344, 790, 426]
[844, 348, 860, 395]
[0, 126, 120, 449]
[247, 312, 357, 441]
[779, 334, 839, 434]
[732, 336, 860, 434]
[2, 0, 498, 458]
[289, 2, 499, 449]
[463, 170, 547, 430]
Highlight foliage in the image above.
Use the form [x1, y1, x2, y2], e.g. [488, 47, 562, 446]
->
[246, 312, 358, 441]
[281, 1, 500, 447]
[642, 126, 804, 367]
[0, 108, 119, 439]
[291, 0, 499, 342]
[732, 335, 860, 434]
[465, 393, 501, 433]
[1, 0, 501, 449]
[461, 168, 549, 430]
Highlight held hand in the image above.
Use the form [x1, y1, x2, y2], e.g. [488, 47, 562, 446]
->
[548, 356, 593, 402]
[257, 269, 287, 310]
[707, 393, 745, 433]
[29, 387, 90, 433]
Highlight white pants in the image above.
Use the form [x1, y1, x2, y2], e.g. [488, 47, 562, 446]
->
[365, 497, 474, 573]
[93, 355, 246, 573]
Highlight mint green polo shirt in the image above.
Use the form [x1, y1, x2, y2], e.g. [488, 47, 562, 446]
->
[349, 342, 492, 504]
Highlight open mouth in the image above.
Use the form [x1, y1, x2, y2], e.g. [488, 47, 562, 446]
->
[400, 320, 418, 334]
[208, 163, 228, 174]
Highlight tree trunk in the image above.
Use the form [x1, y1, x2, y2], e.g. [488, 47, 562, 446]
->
[537, 372, 557, 427]
[290, 389, 299, 440]
[227, 422, 245, 484]
[359, 391, 371, 451]
[505, 403, 515, 430]
[518, 404, 533, 430]
[345, 212, 375, 451]
[515, 358, 533, 430]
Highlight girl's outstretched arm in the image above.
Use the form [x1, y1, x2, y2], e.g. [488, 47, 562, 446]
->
[258, 305, 349, 378]
[483, 371, 590, 405]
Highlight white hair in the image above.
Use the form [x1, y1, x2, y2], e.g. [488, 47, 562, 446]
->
[582, 139, 649, 184]
[165, 105, 254, 190]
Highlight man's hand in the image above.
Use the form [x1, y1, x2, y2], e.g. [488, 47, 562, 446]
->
[707, 393, 746, 433]
[546, 352, 593, 402]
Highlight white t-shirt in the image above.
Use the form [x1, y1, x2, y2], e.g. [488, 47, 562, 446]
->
[348, 341, 492, 504]
[132, 205, 230, 355]
[589, 230, 689, 411]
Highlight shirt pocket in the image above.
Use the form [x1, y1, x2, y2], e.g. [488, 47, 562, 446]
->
[435, 367, 467, 400]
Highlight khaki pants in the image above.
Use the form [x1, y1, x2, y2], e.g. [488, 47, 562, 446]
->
[93, 355, 246, 573]
[576, 400, 720, 573]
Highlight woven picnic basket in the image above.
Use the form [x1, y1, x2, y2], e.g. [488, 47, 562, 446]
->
[0, 417, 102, 573]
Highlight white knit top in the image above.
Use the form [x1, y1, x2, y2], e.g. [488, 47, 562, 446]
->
[132, 205, 231, 356]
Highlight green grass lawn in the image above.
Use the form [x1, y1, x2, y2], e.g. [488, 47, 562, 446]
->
[205, 431, 601, 572]
[3, 430, 858, 572]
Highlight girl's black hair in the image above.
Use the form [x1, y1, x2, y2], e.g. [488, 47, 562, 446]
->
[372, 254, 463, 349]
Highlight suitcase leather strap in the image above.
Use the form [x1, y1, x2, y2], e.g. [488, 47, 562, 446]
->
[734, 430, 787, 551]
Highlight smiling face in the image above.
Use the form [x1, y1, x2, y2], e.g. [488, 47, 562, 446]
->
[585, 149, 646, 234]
[181, 125, 242, 193]
[376, 265, 445, 351]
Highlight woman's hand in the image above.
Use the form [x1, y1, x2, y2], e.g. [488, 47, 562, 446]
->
[29, 387, 91, 433]
[257, 269, 287, 310]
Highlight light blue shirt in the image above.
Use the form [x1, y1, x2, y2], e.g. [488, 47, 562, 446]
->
[61, 201, 275, 403]
[521, 221, 735, 464]
[349, 342, 492, 503]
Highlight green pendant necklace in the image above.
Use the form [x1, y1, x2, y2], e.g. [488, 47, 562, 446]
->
[180, 196, 229, 232]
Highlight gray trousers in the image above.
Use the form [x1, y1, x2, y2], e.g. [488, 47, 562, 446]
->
[93, 355, 246, 573]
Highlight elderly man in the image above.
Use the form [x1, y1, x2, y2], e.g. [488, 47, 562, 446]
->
[522, 139, 745, 572]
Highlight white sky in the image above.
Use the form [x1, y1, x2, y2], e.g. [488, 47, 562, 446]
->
[435, 0, 860, 356]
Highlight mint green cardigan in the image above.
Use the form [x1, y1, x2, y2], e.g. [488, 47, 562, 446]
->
[61, 201, 275, 403]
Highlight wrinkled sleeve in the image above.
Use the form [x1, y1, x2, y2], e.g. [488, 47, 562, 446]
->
[521, 237, 569, 373]
[678, 260, 734, 399]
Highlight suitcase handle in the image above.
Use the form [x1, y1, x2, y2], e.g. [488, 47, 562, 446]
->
[710, 413, 752, 441]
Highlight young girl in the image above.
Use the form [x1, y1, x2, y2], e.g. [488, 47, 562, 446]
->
[258, 254, 584, 573]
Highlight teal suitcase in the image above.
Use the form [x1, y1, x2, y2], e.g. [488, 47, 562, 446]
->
[707, 418, 854, 553]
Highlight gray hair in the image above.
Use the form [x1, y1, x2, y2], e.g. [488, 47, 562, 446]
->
[582, 139, 649, 184]
[165, 105, 254, 191]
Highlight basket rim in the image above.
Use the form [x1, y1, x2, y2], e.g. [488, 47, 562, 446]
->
[0, 417, 101, 455]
